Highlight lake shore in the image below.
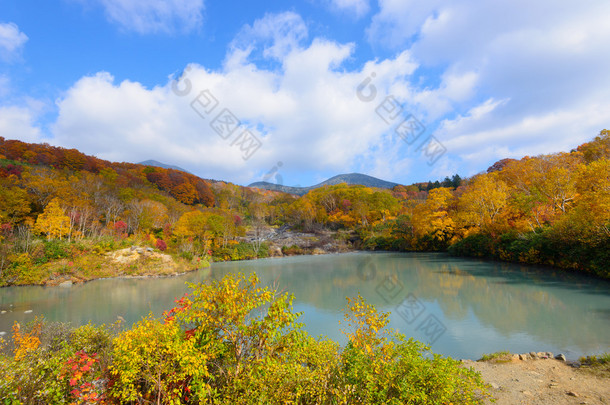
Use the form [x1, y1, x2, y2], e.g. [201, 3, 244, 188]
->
[6, 224, 606, 287]
[465, 357, 609, 404]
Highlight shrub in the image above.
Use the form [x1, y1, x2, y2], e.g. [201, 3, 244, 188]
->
[108, 315, 208, 404]
[155, 238, 167, 251]
[0, 319, 115, 404]
[281, 244, 304, 255]
[332, 294, 492, 404]
[448, 233, 495, 258]
[171, 273, 322, 403]
[43, 240, 69, 261]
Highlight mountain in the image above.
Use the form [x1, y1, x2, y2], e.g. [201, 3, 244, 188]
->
[138, 160, 191, 174]
[248, 173, 400, 196]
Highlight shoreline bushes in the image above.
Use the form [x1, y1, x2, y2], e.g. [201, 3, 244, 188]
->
[1, 273, 492, 404]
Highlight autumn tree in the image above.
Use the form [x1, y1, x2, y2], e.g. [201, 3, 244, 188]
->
[529, 153, 581, 214]
[577, 129, 610, 163]
[411, 187, 456, 246]
[34, 198, 71, 240]
[0, 177, 31, 225]
[572, 158, 610, 236]
[22, 168, 72, 209]
[457, 173, 509, 233]
[171, 182, 198, 205]
[286, 198, 316, 231]
[138, 199, 169, 231]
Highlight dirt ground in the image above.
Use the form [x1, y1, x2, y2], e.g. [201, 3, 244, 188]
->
[463, 358, 609, 404]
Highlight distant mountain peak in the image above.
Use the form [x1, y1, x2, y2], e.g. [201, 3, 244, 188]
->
[248, 173, 399, 195]
[138, 160, 191, 174]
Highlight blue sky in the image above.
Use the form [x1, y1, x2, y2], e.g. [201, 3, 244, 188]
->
[1, 0, 609, 187]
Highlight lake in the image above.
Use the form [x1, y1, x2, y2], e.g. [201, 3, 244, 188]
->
[1, 252, 609, 360]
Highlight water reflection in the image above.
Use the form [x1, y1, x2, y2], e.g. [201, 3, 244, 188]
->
[1, 253, 608, 360]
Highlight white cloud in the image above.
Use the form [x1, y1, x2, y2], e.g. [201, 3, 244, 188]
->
[22, 3, 610, 186]
[326, 0, 370, 18]
[89, 0, 204, 34]
[51, 12, 425, 184]
[367, 0, 610, 174]
[0, 22, 28, 61]
[0, 106, 43, 143]
[230, 12, 308, 62]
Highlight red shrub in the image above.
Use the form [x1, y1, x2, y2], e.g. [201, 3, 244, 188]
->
[155, 238, 167, 251]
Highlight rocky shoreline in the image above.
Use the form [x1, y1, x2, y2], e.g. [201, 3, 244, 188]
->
[239, 226, 356, 257]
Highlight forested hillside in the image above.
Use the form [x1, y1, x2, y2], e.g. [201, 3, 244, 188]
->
[0, 130, 609, 286]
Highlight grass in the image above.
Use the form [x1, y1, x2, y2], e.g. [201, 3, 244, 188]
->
[478, 350, 512, 363]
[1, 237, 206, 286]
[578, 353, 610, 377]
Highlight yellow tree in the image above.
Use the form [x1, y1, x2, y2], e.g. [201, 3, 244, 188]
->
[572, 158, 610, 236]
[411, 187, 456, 243]
[286, 198, 316, 231]
[34, 198, 71, 240]
[528, 153, 581, 214]
[500, 158, 556, 231]
[0, 178, 31, 225]
[457, 173, 509, 233]
[577, 129, 610, 163]
[174, 210, 210, 241]
[139, 199, 169, 231]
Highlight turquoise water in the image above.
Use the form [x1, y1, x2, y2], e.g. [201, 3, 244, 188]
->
[1, 252, 609, 360]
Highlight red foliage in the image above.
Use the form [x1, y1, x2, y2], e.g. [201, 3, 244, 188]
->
[0, 223, 13, 235]
[61, 351, 105, 403]
[0, 164, 23, 178]
[163, 223, 173, 239]
[487, 158, 517, 173]
[163, 294, 192, 323]
[114, 221, 127, 233]
[155, 238, 167, 251]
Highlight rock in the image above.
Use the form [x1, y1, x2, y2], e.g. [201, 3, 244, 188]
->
[530, 351, 537, 358]
[522, 390, 533, 396]
[512, 354, 521, 361]
[312, 248, 326, 255]
[546, 352, 553, 358]
[146, 247, 153, 252]
[1, 310, 6, 314]
[24, 310, 33, 313]
[269, 246, 283, 257]
[491, 382, 500, 389]
[130, 246, 136, 251]
[59, 280, 73, 288]
[555, 353, 567, 362]
[566, 391, 579, 397]
[136, 248, 144, 254]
